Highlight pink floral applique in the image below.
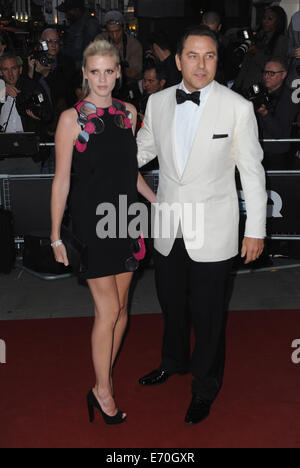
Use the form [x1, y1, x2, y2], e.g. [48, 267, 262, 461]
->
[76, 140, 87, 153]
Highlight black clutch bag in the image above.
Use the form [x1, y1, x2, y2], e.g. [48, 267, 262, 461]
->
[61, 225, 88, 274]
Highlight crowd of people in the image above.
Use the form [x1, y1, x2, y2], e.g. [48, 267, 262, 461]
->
[1, 2, 300, 174]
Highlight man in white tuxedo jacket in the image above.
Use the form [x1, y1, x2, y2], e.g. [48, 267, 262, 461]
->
[137, 26, 267, 425]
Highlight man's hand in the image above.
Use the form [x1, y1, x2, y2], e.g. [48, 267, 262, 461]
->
[257, 104, 268, 117]
[6, 85, 21, 99]
[27, 56, 36, 79]
[294, 47, 300, 59]
[248, 45, 259, 55]
[241, 237, 264, 264]
[35, 61, 51, 77]
[26, 109, 41, 121]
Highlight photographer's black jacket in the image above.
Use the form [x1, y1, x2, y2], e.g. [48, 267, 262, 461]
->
[257, 84, 300, 154]
[33, 52, 77, 107]
[0, 76, 53, 139]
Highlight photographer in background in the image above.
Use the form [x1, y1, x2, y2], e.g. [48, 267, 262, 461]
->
[234, 6, 288, 94]
[137, 61, 167, 131]
[57, 0, 101, 71]
[0, 31, 15, 58]
[201, 12, 227, 85]
[103, 10, 143, 82]
[255, 57, 299, 170]
[99, 10, 142, 104]
[202, 11, 222, 34]
[28, 29, 77, 113]
[0, 54, 52, 174]
[287, 10, 300, 87]
[27, 28, 77, 171]
[147, 32, 181, 88]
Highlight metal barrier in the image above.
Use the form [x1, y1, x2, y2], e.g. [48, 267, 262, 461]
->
[1, 138, 300, 278]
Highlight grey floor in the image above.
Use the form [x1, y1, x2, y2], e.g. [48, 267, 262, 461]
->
[1, 258, 300, 321]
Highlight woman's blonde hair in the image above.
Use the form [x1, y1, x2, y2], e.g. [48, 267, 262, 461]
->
[82, 39, 121, 99]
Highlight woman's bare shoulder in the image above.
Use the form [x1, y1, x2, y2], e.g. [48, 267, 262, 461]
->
[124, 102, 137, 118]
[59, 108, 78, 126]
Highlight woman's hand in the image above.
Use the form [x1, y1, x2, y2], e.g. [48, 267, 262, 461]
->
[52, 243, 69, 267]
[137, 172, 157, 204]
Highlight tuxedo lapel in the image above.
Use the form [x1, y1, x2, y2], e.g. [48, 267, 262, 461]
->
[171, 99, 182, 180]
[180, 81, 221, 182]
[162, 87, 182, 179]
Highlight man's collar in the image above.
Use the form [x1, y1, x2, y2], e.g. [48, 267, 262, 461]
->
[268, 84, 283, 95]
[179, 80, 214, 97]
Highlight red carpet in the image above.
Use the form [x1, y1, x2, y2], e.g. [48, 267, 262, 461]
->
[0, 311, 300, 448]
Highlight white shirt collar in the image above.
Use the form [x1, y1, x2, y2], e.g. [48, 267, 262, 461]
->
[178, 80, 214, 100]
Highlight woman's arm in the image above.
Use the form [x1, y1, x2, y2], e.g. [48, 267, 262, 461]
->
[51, 108, 78, 265]
[137, 172, 157, 204]
[125, 102, 138, 134]
[125, 102, 157, 203]
[126, 103, 156, 203]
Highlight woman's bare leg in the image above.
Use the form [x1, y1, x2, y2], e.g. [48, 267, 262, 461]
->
[87, 275, 125, 418]
[111, 272, 133, 371]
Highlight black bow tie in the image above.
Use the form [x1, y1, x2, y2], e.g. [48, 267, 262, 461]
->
[176, 89, 201, 106]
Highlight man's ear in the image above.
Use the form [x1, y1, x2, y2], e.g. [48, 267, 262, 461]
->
[116, 64, 121, 79]
[175, 54, 182, 72]
[160, 78, 167, 89]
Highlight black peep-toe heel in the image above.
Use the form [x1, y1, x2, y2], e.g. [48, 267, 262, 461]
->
[86, 389, 126, 425]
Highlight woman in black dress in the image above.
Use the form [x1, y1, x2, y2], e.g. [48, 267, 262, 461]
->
[51, 40, 155, 425]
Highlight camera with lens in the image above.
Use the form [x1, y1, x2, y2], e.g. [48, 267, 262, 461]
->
[29, 41, 55, 67]
[233, 29, 256, 63]
[247, 83, 274, 111]
[16, 90, 46, 120]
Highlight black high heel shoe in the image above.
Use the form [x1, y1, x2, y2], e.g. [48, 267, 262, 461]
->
[86, 389, 126, 425]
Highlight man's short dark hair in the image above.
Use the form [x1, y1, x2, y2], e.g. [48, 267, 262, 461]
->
[177, 25, 218, 57]
[202, 11, 222, 27]
[267, 56, 289, 72]
[143, 61, 167, 82]
[0, 53, 20, 69]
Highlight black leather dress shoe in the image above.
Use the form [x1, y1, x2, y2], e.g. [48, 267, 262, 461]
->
[185, 395, 212, 425]
[139, 368, 170, 386]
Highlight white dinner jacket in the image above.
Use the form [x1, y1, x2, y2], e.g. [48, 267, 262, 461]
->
[136, 81, 267, 262]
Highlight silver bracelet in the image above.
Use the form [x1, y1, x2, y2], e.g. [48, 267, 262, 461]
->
[51, 240, 63, 248]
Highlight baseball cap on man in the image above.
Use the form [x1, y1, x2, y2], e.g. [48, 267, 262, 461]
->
[57, 0, 85, 12]
[103, 10, 125, 26]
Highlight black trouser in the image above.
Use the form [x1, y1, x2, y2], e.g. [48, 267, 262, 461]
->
[154, 238, 234, 401]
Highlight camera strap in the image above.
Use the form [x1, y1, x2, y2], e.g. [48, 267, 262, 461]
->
[2, 98, 16, 133]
